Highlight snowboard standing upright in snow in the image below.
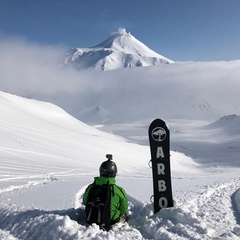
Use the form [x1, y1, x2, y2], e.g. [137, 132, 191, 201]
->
[148, 118, 173, 213]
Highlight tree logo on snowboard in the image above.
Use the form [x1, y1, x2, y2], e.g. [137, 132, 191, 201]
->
[151, 127, 167, 142]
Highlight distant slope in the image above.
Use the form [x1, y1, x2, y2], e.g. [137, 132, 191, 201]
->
[205, 114, 240, 135]
[64, 28, 173, 71]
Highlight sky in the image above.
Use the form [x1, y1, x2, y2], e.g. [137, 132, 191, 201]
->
[0, 0, 240, 62]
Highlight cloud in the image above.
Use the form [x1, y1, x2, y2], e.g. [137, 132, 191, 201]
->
[0, 37, 94, 97]
[1, 36, 240, 123]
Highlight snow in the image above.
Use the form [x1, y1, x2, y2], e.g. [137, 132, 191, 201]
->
[0, 37, 240, 239]
[0, 89, 240, 239]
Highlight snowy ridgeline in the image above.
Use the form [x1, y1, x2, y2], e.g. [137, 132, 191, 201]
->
[0, 91, 240, 239]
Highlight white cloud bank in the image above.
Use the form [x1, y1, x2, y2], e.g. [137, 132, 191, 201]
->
[0, 37, 90, 96]
[1, 37, 240, 125]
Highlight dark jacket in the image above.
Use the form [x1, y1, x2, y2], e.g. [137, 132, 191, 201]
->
[82, 176, 128, 222]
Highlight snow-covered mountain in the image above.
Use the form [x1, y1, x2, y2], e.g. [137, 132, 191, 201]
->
[205, 114, 240, 135]
[63, 28, 173, 71]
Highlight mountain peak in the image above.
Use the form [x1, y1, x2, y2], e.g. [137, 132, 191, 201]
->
[112, 27, 131, 37]
[94, 28, 167, 58]
[64, 28, 173, 71]
[116, 27, 129, 35]
[93, 28, 133, 50]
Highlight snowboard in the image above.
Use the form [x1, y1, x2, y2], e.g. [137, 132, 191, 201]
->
[148, 118, 173, 213]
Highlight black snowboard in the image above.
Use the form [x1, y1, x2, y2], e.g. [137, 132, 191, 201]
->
[148, 118, 173, 213]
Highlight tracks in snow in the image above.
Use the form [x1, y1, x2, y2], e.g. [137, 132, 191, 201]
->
[178, 179, 240, 239]
[201, 179, 240, 238]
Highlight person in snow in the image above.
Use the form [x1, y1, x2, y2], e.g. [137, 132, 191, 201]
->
[82, 154, 128, 228]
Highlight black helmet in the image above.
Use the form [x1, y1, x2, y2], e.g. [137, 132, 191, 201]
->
[99, 154, 117, 177]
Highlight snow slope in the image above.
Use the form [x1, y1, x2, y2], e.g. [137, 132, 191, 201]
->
[64, 28, 173, 71]
[0, 91, 240, 239]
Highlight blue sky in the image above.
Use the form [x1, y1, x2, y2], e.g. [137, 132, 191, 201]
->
[0, 0, 240, 61]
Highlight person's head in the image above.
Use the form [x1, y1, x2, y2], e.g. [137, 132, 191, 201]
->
[99, 154, 117, 177]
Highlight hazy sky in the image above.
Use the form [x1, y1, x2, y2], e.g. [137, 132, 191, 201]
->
[0, 0, 240, 61]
